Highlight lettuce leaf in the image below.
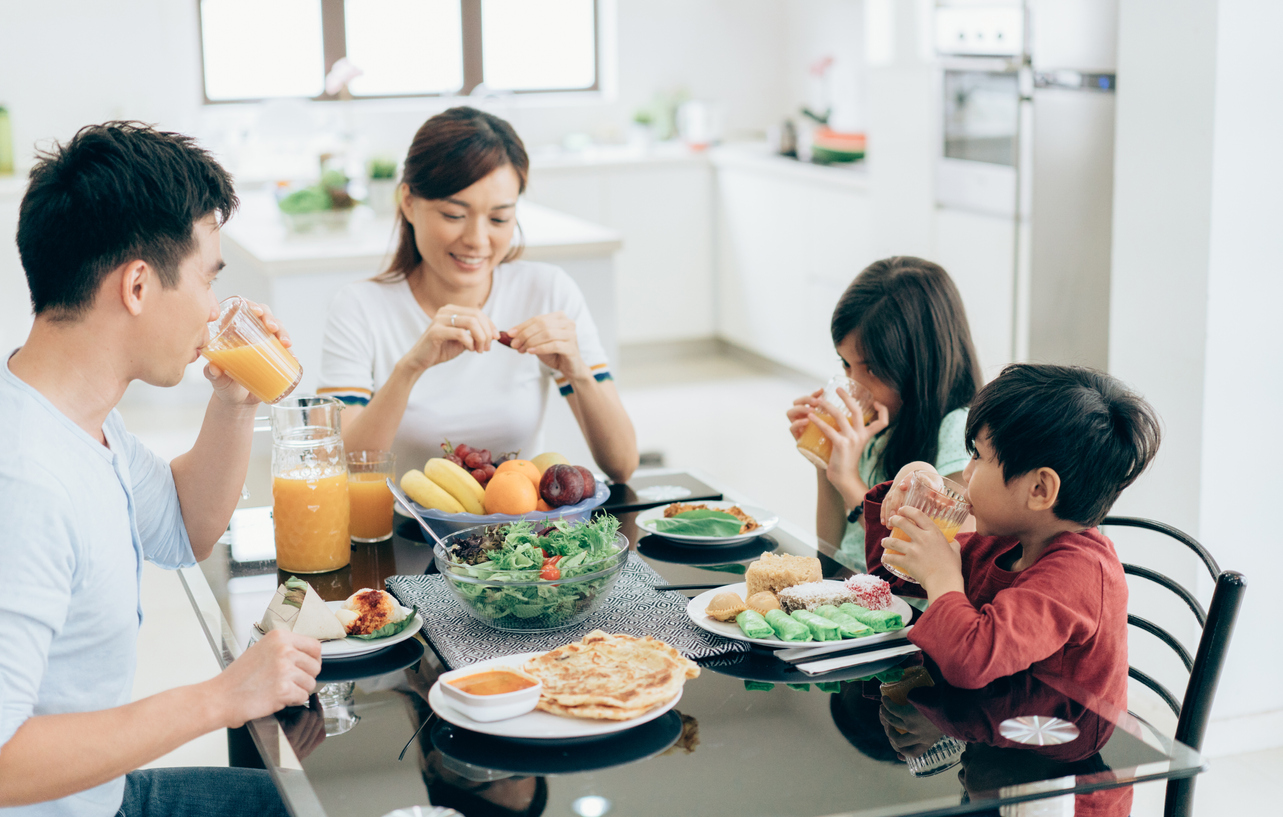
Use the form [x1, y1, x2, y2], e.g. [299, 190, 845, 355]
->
[652, 509, 743, 537]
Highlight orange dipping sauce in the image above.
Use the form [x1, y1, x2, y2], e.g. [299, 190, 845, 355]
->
[447, 670, 538, 696]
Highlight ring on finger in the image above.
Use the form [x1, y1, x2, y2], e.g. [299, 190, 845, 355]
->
[450, 314, 457, 327]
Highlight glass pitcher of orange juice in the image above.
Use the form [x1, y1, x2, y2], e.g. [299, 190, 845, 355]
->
[270, 397, 351, 573]
[796, 375, 877, 468]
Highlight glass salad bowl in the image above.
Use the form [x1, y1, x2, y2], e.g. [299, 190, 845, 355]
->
[433, 523, 629, 632]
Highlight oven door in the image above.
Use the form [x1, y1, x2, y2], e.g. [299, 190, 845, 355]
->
[936, 58, 1027, 217]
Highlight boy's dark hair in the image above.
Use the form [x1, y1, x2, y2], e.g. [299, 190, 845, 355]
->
[17, 121, 237, 320]
[831, 256, 982, 480]
[965, 364, 1161, 527]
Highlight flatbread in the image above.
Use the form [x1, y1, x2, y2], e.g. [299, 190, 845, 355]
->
[522, 631, 699, 720]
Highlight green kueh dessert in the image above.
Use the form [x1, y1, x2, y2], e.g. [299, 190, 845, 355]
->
[839, 602, 904, 633]
[765, 608, 813, 641]
[735, 609, 776, 640]
[790, 609, 842, 641]
[814, 604, 874, 638]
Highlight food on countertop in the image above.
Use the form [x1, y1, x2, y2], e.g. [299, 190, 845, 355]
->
[735, 609, 776, 640]
[484, 471, 540, 515]
[575, 466, 597, 500]
[659, 503, 760, 536]
[764, 608, 813, 642]
[531, 451, 569, 474]
[539, 463, 586, 507]
[445, 667, 540, 696]
[401, 468, 465, 513]
[704, 591, 747, 622]
[523, 631, 699, 720]
[424, 457, 486, 515]
[838, 602, 904, 633]
[746, 591, 782, 616]
[744, 552, 823, 597]
[259, 577, 347, 641]
[813, 604, 874, 638]
[843, 574, 895, 611]
[335, 588, 416, 639]
[653, 508, 743, 538]
[790, 609, 843, 641]
[441, 439, 507, 487]
[777, 581, 856, 613]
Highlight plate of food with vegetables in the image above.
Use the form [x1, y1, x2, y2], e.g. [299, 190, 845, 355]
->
[636, 501, 778, 546]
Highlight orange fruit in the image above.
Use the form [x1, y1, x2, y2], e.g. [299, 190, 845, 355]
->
[494, 459, 541, 489]
[483, 471, 539, 515]
[536, 498, 552, 512]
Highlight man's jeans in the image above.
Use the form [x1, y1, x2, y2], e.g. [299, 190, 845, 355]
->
[117, 768, 287, 817]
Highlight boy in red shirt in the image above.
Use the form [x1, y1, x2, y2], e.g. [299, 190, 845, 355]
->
[864, 364, 1161, 708]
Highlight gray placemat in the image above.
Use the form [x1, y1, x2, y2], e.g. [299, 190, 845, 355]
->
[385, 554, 749, 668]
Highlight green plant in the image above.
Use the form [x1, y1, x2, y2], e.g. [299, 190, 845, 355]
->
[368, 157, 398, 180]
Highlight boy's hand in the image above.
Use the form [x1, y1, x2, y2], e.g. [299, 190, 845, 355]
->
[880, 699, 944, 761]
[880, 462, 941, 526]
[884, 505, 964, 599]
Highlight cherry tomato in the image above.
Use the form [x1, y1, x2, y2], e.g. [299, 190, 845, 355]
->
[540, 555, 563, 581]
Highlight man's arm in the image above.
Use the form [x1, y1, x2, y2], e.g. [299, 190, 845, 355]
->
[170, 394, 257, 560]
[0, 630, 319, 807]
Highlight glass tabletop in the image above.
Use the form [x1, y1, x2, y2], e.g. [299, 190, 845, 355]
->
[180, 469, 1204, 817]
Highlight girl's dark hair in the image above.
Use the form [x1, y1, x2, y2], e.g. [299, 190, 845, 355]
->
[380, 106, 529, 281]
[18, 121, 237, 320]
[965, 364, 1162, 527]
[830, 257, 982, 480]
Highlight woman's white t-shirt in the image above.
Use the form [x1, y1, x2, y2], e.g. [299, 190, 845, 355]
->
[318, 260, 610, 474]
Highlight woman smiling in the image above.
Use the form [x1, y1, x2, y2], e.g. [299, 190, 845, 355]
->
[318, 107, 637, 482]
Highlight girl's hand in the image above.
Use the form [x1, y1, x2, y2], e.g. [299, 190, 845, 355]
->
[507, 311, 590, 380]
[206, 300, 292, 407]
[806, 388, 890, 507]
[883, 505, 963, 596]
[786, 388, 825, 441]
[880, 462, 942, 527]
[402, 305, 498, 373]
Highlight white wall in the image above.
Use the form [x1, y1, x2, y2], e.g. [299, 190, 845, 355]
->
[1110, 0, 1283, 755]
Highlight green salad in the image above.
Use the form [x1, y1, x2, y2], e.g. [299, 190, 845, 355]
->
[442, 516, 625, 628]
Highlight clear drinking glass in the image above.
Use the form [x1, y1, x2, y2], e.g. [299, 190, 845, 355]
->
[796, 375, 877, 468]
[270, 397, 350, 573]
[884, 470, 971, 583]
[202, 295, 303, 404]
[347, 450, 395, 543]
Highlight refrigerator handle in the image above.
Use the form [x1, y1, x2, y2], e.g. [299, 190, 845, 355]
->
[1010, 62, 1035, 363]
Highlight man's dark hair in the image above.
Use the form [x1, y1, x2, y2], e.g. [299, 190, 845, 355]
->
[965, 364, 1161, 527]
[16, 121, 237, 320]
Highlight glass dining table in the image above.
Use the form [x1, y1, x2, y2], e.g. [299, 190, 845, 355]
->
[178, 469, 1204, 817]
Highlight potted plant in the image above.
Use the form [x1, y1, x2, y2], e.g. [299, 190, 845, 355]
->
[366, 156, 399, 216]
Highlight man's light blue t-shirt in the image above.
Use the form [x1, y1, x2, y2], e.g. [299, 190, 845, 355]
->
[0, 354, 194, 817]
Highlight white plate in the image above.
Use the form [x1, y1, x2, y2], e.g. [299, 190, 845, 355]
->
[320, 601, 422, 659]
[686, 581, 913, 649]
[636, 502, 779, 545]
[428, 651, 683, 740]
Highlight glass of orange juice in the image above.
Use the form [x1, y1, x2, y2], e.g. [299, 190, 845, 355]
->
[796, 375, 877, 468]
[346, 450, 395, 543]
[202, 296, 302, 404]
[883, 470, 971, 583]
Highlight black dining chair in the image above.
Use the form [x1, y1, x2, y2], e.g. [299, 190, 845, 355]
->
[1099, 516, 1247, 817]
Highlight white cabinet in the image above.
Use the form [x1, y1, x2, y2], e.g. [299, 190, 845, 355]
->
[525, 156, 713, 344]
[712, 149, 874, 379]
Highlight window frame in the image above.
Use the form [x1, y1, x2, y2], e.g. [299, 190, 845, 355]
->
[197, 0, 601, 104]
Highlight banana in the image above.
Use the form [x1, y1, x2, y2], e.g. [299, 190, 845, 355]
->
[424, 457, 486, 515]
[401, 469, 464, 514]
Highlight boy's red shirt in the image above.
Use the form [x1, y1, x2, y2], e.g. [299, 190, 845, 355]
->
[863, 482, 1129, 709]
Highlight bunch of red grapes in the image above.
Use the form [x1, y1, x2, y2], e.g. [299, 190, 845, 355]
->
[443, 440, 514, 488]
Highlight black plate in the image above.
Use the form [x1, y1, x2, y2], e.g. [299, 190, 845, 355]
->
[430, 709, 683, 775]
[699, 646, 912, 686]
[317, 637, 424, 682]
[636, 534, 778, 566]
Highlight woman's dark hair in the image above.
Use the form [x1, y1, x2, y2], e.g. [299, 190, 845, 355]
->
[17, 121, 237, 320]
[965, 364, 1161, 527]
[830, 257, 982, 480]
[381, 106, 529, 280]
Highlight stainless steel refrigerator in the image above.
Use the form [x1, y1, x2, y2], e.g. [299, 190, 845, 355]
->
[935, 0, 1118, 368]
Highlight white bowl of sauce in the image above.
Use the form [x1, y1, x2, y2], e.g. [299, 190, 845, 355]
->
[438, 665, 542, 722]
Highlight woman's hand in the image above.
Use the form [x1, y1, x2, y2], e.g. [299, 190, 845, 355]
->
[205, 300, 291, 407]
[507, 312, 591, 380]
[805, 388, 890, 509]
[401, 305, 499, 373]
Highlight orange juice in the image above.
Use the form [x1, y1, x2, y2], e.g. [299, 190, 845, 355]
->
[797, 410, 839, 466]
[348, 472, 394, 541]
[890, 516, 964, 543]
[202, 337, 301, 404]
[273, 469, 351, 573]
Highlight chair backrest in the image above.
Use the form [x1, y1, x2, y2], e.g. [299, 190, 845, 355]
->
[1100, 516, 1247, 817]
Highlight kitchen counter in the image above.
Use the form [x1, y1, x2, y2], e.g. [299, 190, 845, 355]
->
[708, 142, 870, 191]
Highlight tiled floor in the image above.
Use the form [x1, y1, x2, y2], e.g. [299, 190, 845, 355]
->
[124, 347, 1282, 813]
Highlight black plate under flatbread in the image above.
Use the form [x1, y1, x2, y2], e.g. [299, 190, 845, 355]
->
[430, 709, 683, 773]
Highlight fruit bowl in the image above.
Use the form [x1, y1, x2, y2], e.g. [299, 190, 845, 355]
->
[433, 526, 629, 631]
[398, 481, 611, 538]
